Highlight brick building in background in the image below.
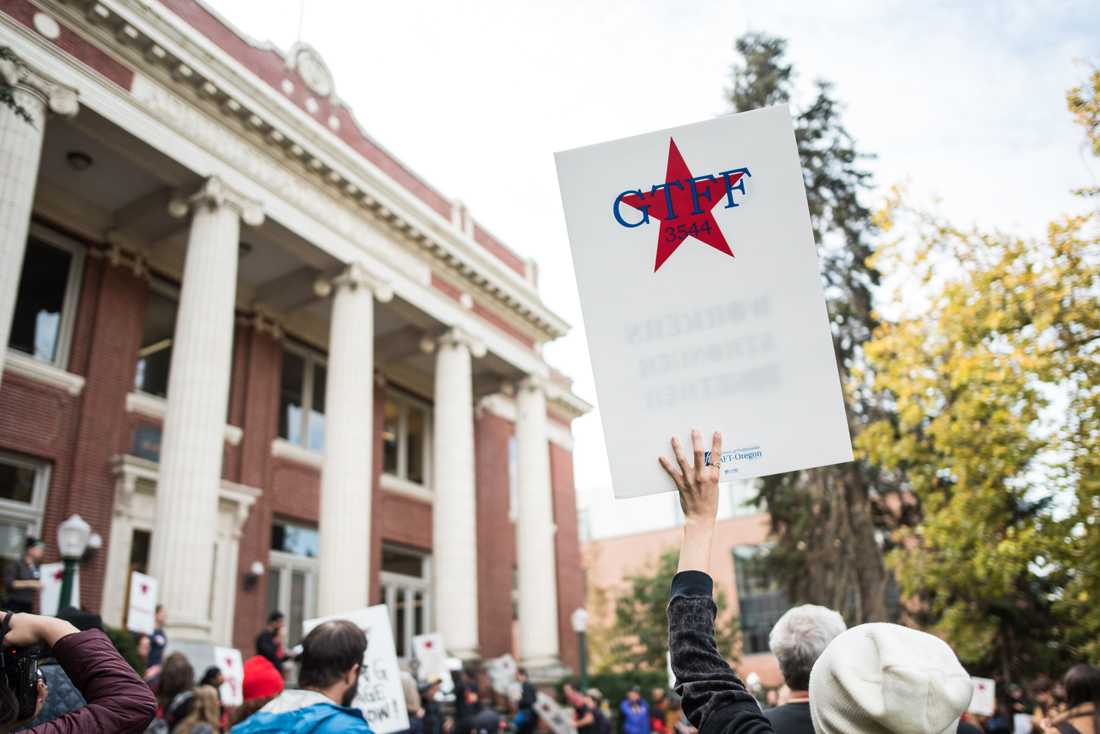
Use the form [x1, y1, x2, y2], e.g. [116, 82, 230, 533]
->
[0, 0, 590, 674]
[582, 487, 785, 688]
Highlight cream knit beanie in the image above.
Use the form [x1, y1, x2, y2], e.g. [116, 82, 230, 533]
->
[808, 623, 973, 734]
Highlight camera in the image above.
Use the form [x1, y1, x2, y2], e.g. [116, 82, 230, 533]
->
[0, 646, 39, 721]
[0, 613, 41, 722]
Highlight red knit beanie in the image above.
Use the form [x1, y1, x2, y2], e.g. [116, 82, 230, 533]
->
[242, 655, 285, 701]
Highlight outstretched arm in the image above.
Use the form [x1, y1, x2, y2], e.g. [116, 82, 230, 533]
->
[661, 430, 773, 734]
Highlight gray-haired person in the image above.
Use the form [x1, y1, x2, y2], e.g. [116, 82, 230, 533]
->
[765, 605, 847, 734]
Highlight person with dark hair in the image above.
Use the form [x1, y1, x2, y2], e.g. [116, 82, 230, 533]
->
[148, 605, 168, 671]
[454, 685, 501, 734]
[619, 687, 649, 734]
[514, 668, 537, 734]
[254, 611, 286, 672]
[0, 609, 156, 732]
[232, 618, 370, 733]
[4, 538, 44, 614]
[1043, 664, 1100, 734]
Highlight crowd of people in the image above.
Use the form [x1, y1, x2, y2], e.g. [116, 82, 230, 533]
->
[0, 429, 1095, 733]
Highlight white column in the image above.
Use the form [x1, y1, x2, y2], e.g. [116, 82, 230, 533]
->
[148, 177, 263, 640]
[431, 328, 485, 659]
[0, 58, 77, 388]
[515, 377, 560, 668]
[315, 263, 392, 616]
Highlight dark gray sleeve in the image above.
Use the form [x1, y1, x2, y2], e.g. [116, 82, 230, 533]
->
[668, 571, 773, 734]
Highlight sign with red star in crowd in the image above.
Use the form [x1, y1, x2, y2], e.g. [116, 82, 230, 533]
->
[555, 105, 853, 499]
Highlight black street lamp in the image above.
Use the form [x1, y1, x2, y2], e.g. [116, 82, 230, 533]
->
[56, 514, 91, 614]
[571, 607, 590, 691]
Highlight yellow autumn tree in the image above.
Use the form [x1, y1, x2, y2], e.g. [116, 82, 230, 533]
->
[857, 68, 1100, 677]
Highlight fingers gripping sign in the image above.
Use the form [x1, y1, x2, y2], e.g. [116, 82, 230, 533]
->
[659, 430, 722, 575]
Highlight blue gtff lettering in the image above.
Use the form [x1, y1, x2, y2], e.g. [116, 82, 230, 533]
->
[718, 168, 751, 208]
[650, 180, 685, 220]
[613, 189, 649, 227]
[688, 174, 716, 215]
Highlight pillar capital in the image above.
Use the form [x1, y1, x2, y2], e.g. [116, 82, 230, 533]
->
[0, 54, 78, 117]
[168, 176, 264, 226]
[517, 375, 550, 396]
[436, 327, 486, 359]
[313, 262, 393, 303]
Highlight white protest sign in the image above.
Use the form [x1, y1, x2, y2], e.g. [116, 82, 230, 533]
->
[967, 677, 995, 717]
[534, 692, 577, 734]
[126, 572, 158, 635]
[214, 646, 244, 707]
[39, 562, 78, 616]
[555, 105, 852, 498]
[486, 654, 518, 696]
[411, 633, 448, 682]
[303, 605, 410, 734]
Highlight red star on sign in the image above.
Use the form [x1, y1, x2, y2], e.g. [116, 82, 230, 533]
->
[140, 583, 149, 595]
[621, 138, 745, 272]
[423, 640, 433, 649]
[53, 569, 64, 582]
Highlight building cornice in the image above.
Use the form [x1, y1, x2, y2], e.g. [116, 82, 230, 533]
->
[48, 0, 569, 343]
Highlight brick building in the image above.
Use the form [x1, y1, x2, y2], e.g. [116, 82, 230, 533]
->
[0, 0, 590, 674]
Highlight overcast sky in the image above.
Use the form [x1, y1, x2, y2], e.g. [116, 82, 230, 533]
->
[205, 0, 1099, 539]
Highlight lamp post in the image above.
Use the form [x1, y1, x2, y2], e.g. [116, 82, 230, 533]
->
[57, 514, 91, 614]
[571, 607, 590, 691]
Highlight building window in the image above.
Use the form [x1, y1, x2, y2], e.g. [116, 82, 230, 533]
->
[8, 227, 84, 368]
[380, 545, 431, 659]
[381, 391, 431, 486]
[278, 345, 327, 452]
[268, 519, 319, 647]
[0, 453, 49, 591]
[134, 285, 177, 398]
[733, 545, 788, 655]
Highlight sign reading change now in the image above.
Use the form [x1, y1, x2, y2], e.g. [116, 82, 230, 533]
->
[555, 105, 852, 499]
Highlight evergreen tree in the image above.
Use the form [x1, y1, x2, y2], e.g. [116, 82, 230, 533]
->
[727, 33, 894, 623]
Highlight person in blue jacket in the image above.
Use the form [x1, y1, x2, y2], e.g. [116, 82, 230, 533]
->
[233, 619, 372, 733]
[620, 687, 650, 734]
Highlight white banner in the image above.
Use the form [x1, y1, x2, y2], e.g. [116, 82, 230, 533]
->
[411, 633, 449, 683]
[39, 562, 78, 617]
[555, 105, 852, 498]
[967, 676, 995, 717]
[486, 654, 518, 696]
[303, 605, 410, 734]
[126, 572, 158, 636]
[214, 646, 244, 707]
[534, 692, 577, 734]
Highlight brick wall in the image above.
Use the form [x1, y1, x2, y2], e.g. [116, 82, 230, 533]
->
[231, 325, 281, 650]
[61, 257, 148, 612]
[475, 411, 515, 659]
[551, 442, 582, 673]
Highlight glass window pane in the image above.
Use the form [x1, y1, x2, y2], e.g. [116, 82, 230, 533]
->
[0, 519, 31, 561]
[9, 239, 72, 363]
[406, 406, 425, 484]
[382, 399, 399, 475]
[0, 462, 36, 505]
[135, 290, 177, 397]
[413, 590, 425, 637]
[394, 596, 406, 657]
[308, 363, 326, 452]
[290, 571, 306, 647]
[266, 570, 280, 621]
[271, 521, 320, 558]
[279, 351, 306, 445]
[381, 547, 423, 578]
